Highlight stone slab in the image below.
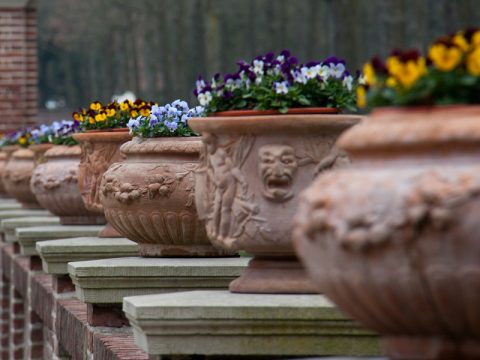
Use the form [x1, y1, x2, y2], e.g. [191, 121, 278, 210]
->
[0, 200, 21, 211]
[16, 225, 103, 256]
[36, 237, 139, 275]
[69, 257, 249, 304]
[123, 290, 380, 357]
[1, 216, 60, 243]
[0, 209, 52, 223]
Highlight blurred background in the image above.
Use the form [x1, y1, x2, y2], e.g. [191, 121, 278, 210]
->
[37, 0, 480, 115]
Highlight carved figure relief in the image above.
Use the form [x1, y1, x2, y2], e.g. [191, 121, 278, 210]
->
[258, 144, 298, 201]
[79, 140, 122, 212]
[198, 133, 267, 247]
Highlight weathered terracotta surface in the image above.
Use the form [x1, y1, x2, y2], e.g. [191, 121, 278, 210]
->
[189, 114, 360, 293]
[0, 152, 9, 196]
[29, 143, 54, 166]
[73, 131, 131, 237]
[294, 106, 480, 359]
[100, 137, 233, 257]
[3, 148, 41, 208]
[31, 145, 106, 225]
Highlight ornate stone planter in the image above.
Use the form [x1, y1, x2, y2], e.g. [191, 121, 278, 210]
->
[73, 131, 131, 237]
[3, 148, 41, 208]
[100, 137, 233, 257]
[29, 143, 54, 166]
[31, 145, 106, 225]
[0, 152, 9, 196]
[294, 106, 480, 359]
[189, 113, 360, 293]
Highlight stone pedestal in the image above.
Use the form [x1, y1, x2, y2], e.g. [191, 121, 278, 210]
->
[1, 217, 60, 243]
[69, 257, 248, 328]
[69, 257, 249, 305]
[123, 290, 380, 357]
[0, 201, 21, 211]
[36, 237, 139, 275]
[0, 209, 51, 222]
[16, 225, 103, 256]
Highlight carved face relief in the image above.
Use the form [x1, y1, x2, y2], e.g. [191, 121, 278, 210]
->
[259, 144, 298, 201]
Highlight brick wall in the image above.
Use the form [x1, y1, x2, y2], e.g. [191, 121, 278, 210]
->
[0, 0, 38, 131]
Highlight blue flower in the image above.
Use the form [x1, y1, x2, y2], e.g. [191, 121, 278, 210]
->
[165, 121, 178, 132]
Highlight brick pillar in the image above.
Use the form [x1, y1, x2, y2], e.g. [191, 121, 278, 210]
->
[0, 0, 38, 131]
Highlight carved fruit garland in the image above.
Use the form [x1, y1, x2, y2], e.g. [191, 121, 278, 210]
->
[31, 167, 78, 191]
[101, 163, 196, 206]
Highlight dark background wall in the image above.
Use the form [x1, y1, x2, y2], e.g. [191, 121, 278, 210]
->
[37, 0, 480, 110]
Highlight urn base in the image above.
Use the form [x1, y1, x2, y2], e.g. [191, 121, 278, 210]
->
[229, 257, 317, 294]
[59, 215, 106, 226]
[98, 221, 122, 238]
[21, 202, 43, 210]
[385, 336, 480, 360]
[138, 243, 235, 258]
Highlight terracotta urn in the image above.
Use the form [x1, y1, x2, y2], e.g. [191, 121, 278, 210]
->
[0, 151, 9, 196]
[30, 145, 106, 225]
[73, 131, 131, 237]
[189, 112, 361, 293]
[29, 143, 54, 166]
[294, 106, 480, 359]
[99, 137, 233, 257]
[3, 148, 41, 209]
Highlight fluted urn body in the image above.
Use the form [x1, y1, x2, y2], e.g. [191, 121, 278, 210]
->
[100, 137, 232, 257]
[73, 131, 131, 237]
[294, 106, 480, 360]
[189, 113, 360, 293]
[4, 148, 41, 208]
[31, 145, 106, 225]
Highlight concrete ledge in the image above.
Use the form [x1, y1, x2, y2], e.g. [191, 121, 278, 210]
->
[16, 225, 103, 256]
[0, 209, 52, 224]
[1, 216, 60, 243]
[69, 257, 249, 304]
[123, 290, 380, 357]
[36, 237, 139, 275]
[0, 200, 21, 211]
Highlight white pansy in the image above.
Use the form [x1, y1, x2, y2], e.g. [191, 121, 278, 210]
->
[198, 92, 213, 106]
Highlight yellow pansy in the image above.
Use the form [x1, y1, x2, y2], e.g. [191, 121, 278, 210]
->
[472, 31, 480, 47]
[130, 110, 138, 118]
[139, 108, 150, 117]
[386, 77, 397, 88]
[72, 112, 84, 122]
[428, 44, 462, 71]
[106, 108, 116, 117]
[362, 62, 376, 86]
[453, 34, 469, 51]
[95, 112, 107, 122]
[120, 101, 129, 111]
[391, 58, 426, 88]
[386, 56, 402, 77]
[88, 117, 95, 124]
[90, 101, 102, 111]
[466, 47, 480, 76]
[356, 86, 366, 108]
[18, 137, 26, 145]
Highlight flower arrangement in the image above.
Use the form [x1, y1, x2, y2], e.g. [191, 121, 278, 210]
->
[31, 120, 80, 146]
[73, 99, 155, 130]
[194, 50, 359, 115]
[0, 129, 34, 148]
[359, 27, 480, 108]
[127, 99, 204, 137]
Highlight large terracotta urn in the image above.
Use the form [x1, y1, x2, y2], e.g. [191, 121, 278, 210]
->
[3, 148, 41, 209]
[0, 151, 9, 197]
[31, 145, 106, 225]
[189, 112, 360, 293]
[100, 137, 233, 257]
[294, 106, 480, 360]
[73, 131, 131, 237]
[29, 143, 54, 166]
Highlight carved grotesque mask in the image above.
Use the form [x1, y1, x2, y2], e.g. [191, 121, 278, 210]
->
[259, 144, 298, 201]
